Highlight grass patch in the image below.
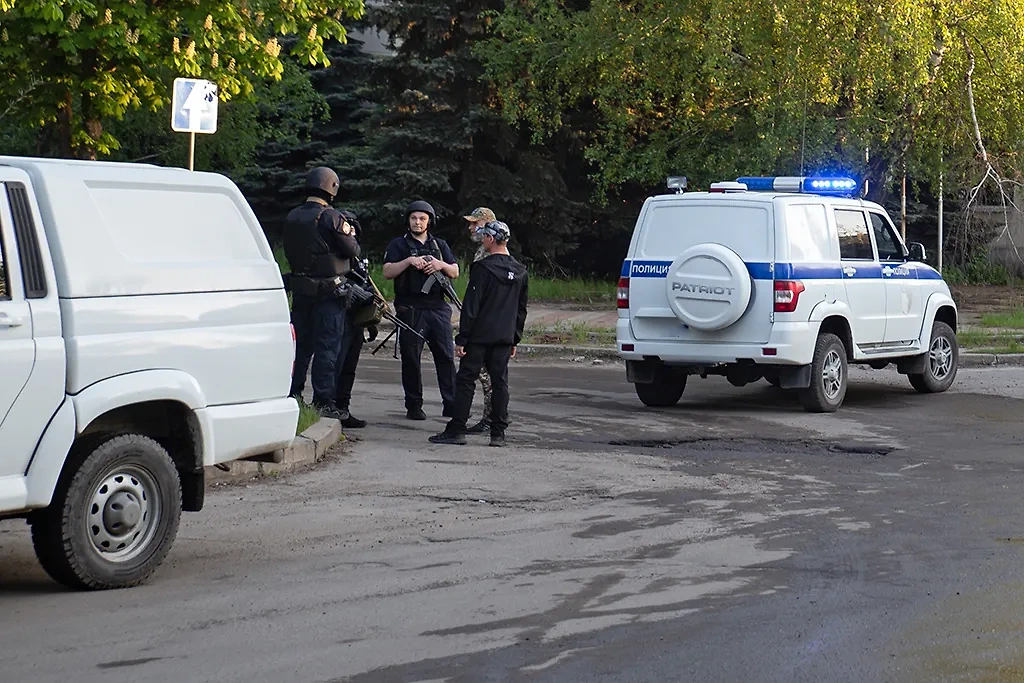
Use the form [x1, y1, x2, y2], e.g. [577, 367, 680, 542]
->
[957, 328, 1024, 354]
[273, 245, 614, 304]
[521, 321, 616, 346]
[296, 402, 321, 435]
[979, 309, 1024, 329]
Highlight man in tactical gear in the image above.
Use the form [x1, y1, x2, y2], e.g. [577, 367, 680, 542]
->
[382, 200, 460, 420]
[331, 209, 372, 429]
[462, 207, 498, 434]
[429, 220, 529, 447]
[283, 166, 361, 422]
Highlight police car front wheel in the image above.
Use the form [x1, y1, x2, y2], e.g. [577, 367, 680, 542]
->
[909, 321, 958, 394]
[634, 375, 687, 407]
[798, 333, 848, 413]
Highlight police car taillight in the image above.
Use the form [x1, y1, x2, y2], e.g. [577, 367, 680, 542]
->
[617, 277, 630, 309]
[773, 280, 805, 313]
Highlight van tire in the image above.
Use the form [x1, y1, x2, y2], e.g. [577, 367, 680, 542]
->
[30, 434, 182, 590]
[634, 376, 687, 407]
[909, 321, 958, 394]
[798, 333, 848, 413]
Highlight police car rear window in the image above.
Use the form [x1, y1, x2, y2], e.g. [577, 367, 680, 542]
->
[784, 204, 830, 262]
[640, 204, 770, 260]
[835, 209, 873, 260]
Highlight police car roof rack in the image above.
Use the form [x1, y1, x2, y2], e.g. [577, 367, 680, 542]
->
[734, 176, 858, 196]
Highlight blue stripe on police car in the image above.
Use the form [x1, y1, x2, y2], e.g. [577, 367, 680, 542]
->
[621, 259, 944, 281]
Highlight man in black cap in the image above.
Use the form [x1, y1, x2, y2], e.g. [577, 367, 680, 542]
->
[283, 166, 361, 422]
[382, 200, 460, 420]
[429, 220, 529, 447]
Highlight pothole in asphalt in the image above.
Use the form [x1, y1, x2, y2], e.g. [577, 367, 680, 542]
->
[605, 437, 894, 457]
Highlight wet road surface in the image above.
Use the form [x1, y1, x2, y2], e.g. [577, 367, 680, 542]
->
[3, 355, 1024, 682]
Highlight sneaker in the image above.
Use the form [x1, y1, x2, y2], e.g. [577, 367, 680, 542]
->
[489, 433, 507, 448]
[312, 402, 345, 420]
[466, 418, 491, 434]
[429, 430, 467, 445]
[341, 414, 367, 429]
[407, 407, 427, 421]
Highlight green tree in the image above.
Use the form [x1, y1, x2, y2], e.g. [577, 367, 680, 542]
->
[0, 0, 363, 158]
[480, 0, 1024, 207]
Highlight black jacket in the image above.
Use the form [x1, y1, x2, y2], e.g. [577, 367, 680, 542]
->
[455, 253, 529, 346]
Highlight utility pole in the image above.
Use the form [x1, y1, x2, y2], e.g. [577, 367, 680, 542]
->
[938, 151, 944, 273]
[901, 166, 907, 240]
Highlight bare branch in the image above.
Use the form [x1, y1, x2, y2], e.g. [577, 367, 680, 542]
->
[0, 77, 43, 123]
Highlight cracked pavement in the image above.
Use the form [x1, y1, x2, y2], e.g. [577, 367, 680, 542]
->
[3, 355, 1024, 682]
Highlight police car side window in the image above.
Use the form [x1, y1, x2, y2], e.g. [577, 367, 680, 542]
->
[835, 209, 874, 260]
[869, 213, 904, 261]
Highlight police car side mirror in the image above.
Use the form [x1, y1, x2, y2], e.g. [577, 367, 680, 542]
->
[907, 242, 926, 261]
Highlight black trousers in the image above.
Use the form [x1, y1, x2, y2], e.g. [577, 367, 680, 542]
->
[446, 344, 512, 435]
[334, 309, 364, 411]
[289, 292, 317, 398]
[397, 305, 456, 411]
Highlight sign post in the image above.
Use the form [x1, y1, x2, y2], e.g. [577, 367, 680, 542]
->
[170, 77, 219, 170]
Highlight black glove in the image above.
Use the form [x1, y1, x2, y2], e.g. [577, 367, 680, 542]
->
[365, 326, 378, 342]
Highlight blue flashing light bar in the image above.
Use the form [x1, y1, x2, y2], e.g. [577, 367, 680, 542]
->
[735, 176, 858, 196]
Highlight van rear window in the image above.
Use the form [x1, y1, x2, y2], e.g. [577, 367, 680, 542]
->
[86, 184, 264, 265]
[639, 204, 771, 260]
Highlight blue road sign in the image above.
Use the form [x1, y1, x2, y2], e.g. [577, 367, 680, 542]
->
[171, 78, 218, 134]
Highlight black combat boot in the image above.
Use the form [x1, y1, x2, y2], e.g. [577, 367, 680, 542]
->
[429, 429, 467, 445]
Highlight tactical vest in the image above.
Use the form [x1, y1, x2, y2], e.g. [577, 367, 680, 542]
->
[395, 235, 443, 298]
[282, 203, 351, 280]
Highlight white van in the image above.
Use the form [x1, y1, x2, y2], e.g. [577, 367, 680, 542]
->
[616, 176, 959, 412]
[0, 155, 298, 590]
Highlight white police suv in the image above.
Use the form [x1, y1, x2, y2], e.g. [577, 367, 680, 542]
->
[616, 175, 959, 413]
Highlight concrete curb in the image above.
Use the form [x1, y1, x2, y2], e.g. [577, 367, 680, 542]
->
[960, 352, 1024, 368]
[515, 344, 623, 363]
[206, 417, 345, 484]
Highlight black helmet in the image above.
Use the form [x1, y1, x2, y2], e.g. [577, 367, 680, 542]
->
[405, 200, 436, 229]
[304, 166, 340, 198]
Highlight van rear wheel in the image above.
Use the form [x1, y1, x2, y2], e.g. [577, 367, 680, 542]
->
[31, 433, 182, 590]
[634, 376, 687, 407]
[798, 333, 848, 413]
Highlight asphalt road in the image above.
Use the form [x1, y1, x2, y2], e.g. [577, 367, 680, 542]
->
[3, 354, 1024, 682]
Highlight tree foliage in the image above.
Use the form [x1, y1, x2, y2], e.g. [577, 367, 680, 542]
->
[480, 0, 1024, 206]
[0, 0, 363, 158]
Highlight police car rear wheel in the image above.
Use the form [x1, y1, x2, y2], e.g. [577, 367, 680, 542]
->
[634, 376, 687, 407]
[909, 321, 958, 394]
[798, 333, 847, 413]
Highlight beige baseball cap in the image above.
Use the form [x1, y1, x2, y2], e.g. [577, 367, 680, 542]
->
[463, 207, 496, 222]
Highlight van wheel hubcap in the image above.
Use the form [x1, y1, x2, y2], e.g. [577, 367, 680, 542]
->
[822, 350, 843, 400]
[929, 336, 953, 380]
[87, 466, 160, 562]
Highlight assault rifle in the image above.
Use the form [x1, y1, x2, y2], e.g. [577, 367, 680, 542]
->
[420, 255, 462, 311]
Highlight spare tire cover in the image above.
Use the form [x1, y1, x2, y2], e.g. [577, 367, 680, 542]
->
[665, 243, 752, 331]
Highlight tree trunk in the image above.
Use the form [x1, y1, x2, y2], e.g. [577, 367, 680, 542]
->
[57, 90, 74, 158]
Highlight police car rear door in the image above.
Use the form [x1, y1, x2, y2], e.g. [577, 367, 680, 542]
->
[628, 196, 775, 344]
